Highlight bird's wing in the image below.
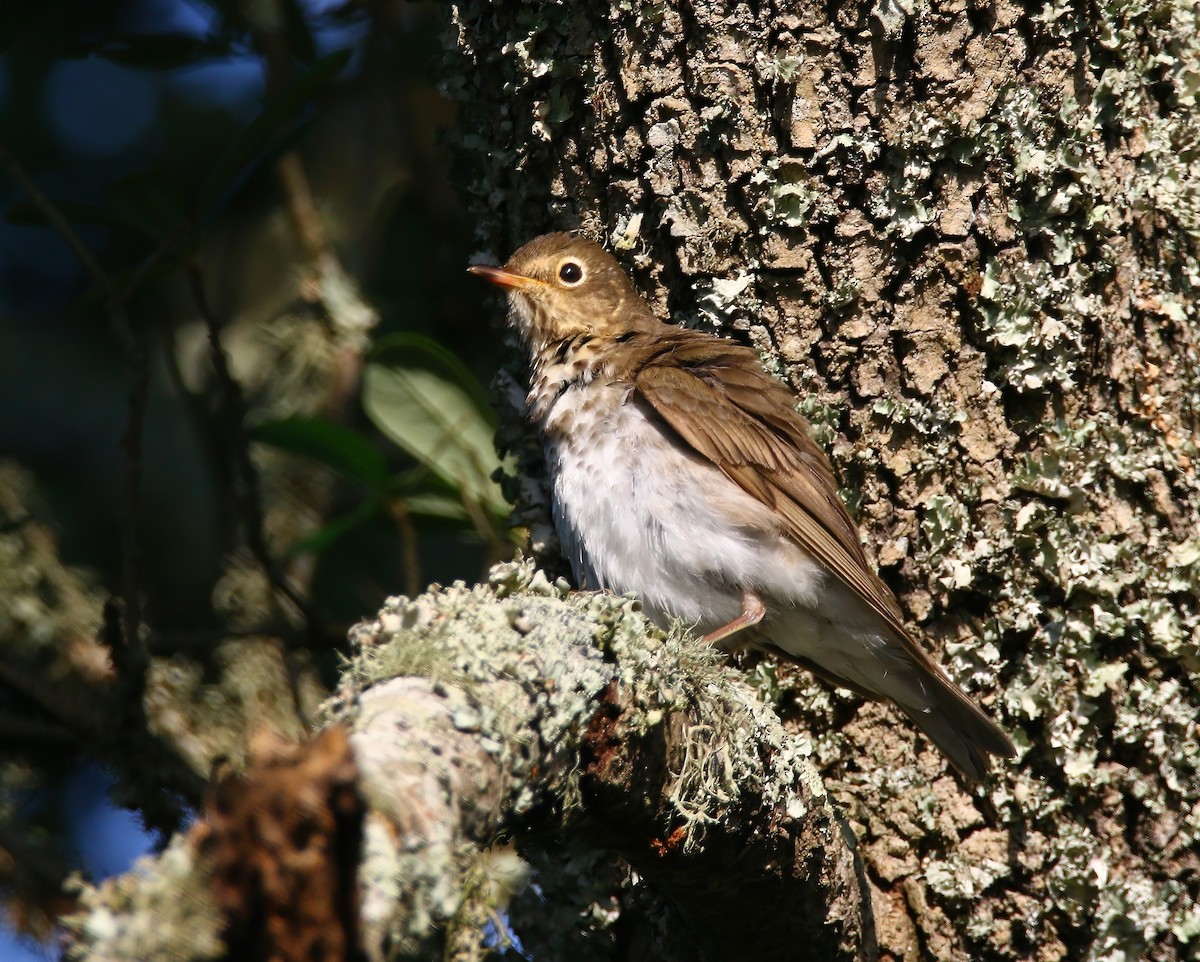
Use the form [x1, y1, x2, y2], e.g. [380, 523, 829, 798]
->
[629, 331, 1016, 777]
[630, 332, 910, 640]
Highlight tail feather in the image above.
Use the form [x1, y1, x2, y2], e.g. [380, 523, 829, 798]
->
[873, 632, 1015, 782]
[766, 614, 1015, 783]
[896, 678, 1015, 783]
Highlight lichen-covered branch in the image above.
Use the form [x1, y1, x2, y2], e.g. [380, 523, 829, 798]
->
[63, 561, 871, 962]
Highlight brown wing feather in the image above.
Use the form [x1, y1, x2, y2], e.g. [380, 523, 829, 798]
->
[632, 334, 909, 639]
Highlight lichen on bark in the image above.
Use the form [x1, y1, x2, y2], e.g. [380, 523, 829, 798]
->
[62, 561, 872, 961]
[332, 560, 865, 959]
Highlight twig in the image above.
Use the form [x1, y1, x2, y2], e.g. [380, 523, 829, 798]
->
[242, 2, 329, 275]
[147, 625, 303, 654]
[276, 152, 332, 271]
[387, 498, 422, 597]
[0, 824, 75, 902]
[242, 0, 379, 356]
[0, 142, 117, 301]
[121, 225, 189, 302]
[118, 346, 150, 657]
[0, 141, 146, 652]
[0, 476, 96, 631]
[0, 714, 78, 746]
[186, 263, 324, 637]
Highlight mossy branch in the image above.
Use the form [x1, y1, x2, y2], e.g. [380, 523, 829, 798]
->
[62, 561, 872, 962]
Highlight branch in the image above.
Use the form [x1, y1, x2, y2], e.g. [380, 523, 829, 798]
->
[63, 562, 874, 962]
[0, 143, 118, 302]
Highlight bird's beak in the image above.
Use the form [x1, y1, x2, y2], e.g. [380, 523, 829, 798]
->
[467, 264, 543, 292]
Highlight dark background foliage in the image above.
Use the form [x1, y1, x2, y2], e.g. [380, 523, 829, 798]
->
[0, 1, 504, 953]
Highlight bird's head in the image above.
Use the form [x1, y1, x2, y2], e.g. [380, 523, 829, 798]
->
[468, 232, 659, 351]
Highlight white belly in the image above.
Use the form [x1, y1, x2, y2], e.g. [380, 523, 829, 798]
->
[543, 382, 828, 634]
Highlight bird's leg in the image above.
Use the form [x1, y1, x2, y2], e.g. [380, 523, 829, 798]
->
[701, 589, 766, 646]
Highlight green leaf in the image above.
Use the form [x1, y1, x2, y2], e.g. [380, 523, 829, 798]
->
[197, 47, 353, 225]
[287, 501, 378, 558]
[363, 334, 507, 517]
[251, 416, 390, 493]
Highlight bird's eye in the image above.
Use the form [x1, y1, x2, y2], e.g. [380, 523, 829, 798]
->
[558, 260, 585, 285]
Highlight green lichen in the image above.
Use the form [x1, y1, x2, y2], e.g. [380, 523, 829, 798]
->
[813, 1, 1199, 951]
[332, 560, 843, 954]
[754, 157, 834, 229]
[337, 559, 821, 843]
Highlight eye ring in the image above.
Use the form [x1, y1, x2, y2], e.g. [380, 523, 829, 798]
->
[557, 260, 585, 285]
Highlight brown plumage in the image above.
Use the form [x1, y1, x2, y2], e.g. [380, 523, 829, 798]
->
[470, 232, 1015, 782]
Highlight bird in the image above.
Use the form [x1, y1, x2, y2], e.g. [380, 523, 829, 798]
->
[469, 231, 1015, 782]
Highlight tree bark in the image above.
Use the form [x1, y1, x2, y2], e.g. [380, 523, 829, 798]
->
[445, 0, 1200, 959]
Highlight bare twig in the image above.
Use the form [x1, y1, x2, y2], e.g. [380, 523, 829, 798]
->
[117, 348, 150, 657]
[0, 141, 147, 652]
[121, 226, 189, 302]
[241, 0, 379, 356]
[0, 477, 96, 629]
[387, 499, 422, 597]
[0, 143, 115, 296]
[0, 824, 76, 905]
[0, 714, 79, 746]
[0, 659, 106, 734]
[146, 625, 304, 654]
[276, 152, 331, 270]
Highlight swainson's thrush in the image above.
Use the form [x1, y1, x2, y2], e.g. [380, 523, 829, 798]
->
[470, 232, 1014, 782]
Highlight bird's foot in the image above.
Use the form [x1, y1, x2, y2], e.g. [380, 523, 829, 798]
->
[701, 589, 766, 646]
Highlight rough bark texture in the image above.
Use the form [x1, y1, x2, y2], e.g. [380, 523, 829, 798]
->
[63, 562, 872, 962]
[445, 1, 1200, 960]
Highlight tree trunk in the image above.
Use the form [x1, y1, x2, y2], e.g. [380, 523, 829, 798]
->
[446, 0, 1200, 959]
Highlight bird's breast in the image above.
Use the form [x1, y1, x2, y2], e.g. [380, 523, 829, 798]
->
[538, 379, 826, 632]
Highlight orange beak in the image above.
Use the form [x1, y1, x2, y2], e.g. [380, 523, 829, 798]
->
[467, 264, 543, 292]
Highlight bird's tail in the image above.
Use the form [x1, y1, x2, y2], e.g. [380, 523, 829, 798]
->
[894, 674, 1015, 783]
[769, 616, 1015, 782]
